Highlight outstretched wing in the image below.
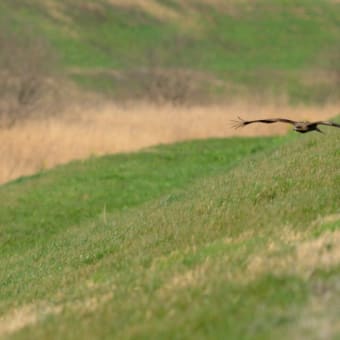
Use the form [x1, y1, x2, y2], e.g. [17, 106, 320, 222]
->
[231, 117, 296, 129]
[313, 121, 340, 129]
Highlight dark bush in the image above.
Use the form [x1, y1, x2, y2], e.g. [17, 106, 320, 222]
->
[0, 26, 63, 127]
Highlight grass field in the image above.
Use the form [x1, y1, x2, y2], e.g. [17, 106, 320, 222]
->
[1, 123, 339, 339]
[1, 1, 340, 338]
[0, 0, 339, 103]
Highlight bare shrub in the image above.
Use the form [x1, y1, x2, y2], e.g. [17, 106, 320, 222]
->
[313, 44, 340, 102]
[116, 36, 218, 105]
[122, 67, 215, 105]
[0, 26, 63, 127]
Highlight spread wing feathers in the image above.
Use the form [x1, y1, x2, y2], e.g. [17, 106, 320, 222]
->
[313, 121, 340, 128]
[231, 117, 296, 129]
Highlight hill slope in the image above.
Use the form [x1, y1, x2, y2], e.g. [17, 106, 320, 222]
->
[0, 136, 281, 253]
[0, 0, 339, 103]
[1, 128, 339, 338]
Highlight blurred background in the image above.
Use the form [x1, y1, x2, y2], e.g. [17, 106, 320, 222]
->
[0, 0, 339, 183]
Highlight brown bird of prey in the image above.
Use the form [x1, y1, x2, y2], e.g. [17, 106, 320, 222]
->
[231, 117, 340, 134]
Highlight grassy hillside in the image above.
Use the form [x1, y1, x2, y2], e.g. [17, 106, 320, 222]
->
[1, 127, 339, 338]
[0, 0, 339, 103]
[1, 1, 339, 335]
[0, 136, 282, 253]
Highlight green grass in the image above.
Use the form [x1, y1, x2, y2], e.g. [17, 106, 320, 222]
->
[0, 0, 339, 103]
[0, 137, 282, 253]
[1, 127, 340, 339]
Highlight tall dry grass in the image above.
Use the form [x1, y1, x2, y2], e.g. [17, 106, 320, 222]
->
[0, 101, 338, 184]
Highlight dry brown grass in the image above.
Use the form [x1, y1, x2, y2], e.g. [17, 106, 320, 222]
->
[108, 0, 180, 22]
[0, 101, 338, 185]
[106, 0, 251, 27]
[0, 292, 114, 338]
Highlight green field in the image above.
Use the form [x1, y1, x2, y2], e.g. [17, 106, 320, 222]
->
[1, 0, 339, 103]
[1, 126, 339, 338]
[1, 1, 340, 338]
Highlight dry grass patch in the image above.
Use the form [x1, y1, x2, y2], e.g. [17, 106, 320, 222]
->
[1, 101, 338, 185]
[108, 0, 180, 22]
[0, 303, 62, 338]
[158, 225, 340, 298]
[247, 229, 340, 280]
[160, 258, 211, 293]
[291, 287, 340, 340]
[107, 0, 252, 26]
[41, 0, 71, 24]
[0, 291, 114, 338]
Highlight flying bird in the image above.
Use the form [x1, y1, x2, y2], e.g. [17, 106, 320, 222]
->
[231, 117, 340, 134]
